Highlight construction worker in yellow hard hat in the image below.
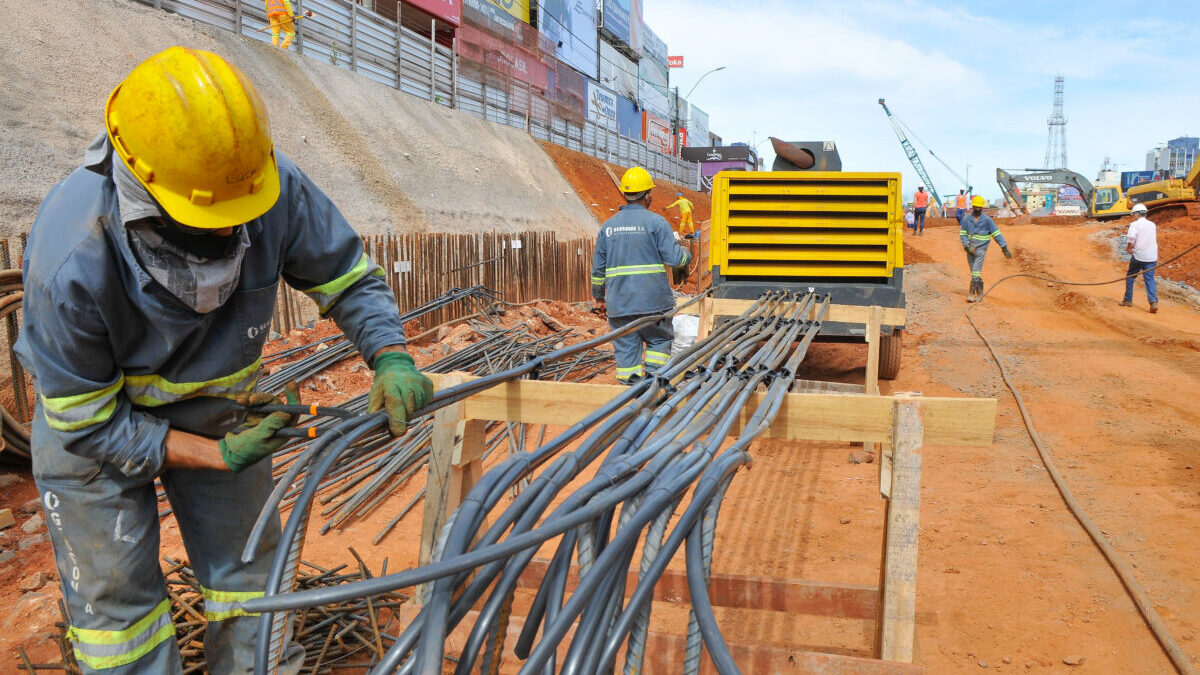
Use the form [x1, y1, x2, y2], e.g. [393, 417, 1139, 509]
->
[15, 46, 432, 673]
[959, 194, 1013, 302]
[667, 192, 696, 239]
[265, 0, 296, 48]
[591, 167, 692, 384]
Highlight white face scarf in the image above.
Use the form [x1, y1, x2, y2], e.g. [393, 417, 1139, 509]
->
[108, 143, 251, 314]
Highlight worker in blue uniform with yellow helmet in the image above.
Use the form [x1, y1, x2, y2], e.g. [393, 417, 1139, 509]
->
[16, 46, 433, 673]
[959, 194, 1013, 302]
[591, 167, 692, 383]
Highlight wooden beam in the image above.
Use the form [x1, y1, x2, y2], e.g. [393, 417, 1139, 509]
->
[427, 374, 996, 447]
[697, 296, 716, 340]
[865, 305, 881, 396]
[515, 559, 878, 619]
[676, 297, 907, 327]
[877, 398, 924, 662]
[643, 632, 924, 675]
[419, 373, 487, 603]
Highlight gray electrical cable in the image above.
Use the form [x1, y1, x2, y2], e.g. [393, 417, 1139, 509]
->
[968, 241, 1200, 675]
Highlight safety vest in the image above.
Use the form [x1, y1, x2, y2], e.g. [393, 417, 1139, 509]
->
[265, 0, 292, 16]
[913, 191, 929, 208]
[956, 194, 968, 209]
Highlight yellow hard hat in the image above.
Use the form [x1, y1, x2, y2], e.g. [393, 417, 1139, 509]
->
[970, 195, 986, 208]
[106, 46, 280, 229]
[620, 166, 655, 194]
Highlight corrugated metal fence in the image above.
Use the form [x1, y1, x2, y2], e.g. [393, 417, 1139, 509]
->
[140, 0, 698, 186]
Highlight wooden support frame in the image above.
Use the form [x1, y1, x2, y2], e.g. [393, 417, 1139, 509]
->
[413, 375, 985, 670]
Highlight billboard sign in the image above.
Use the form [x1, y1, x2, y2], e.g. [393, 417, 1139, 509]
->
[599, 41, 638, 101]
[668, 55, 683, 68]
[641, 25, 667, 65]
[463, 0, 517, 32]
[700, 160, 750, 192]
[681, 145, 756, 163]
[643, 110, 673, 154]
[403, 0, 462, 26]
[616, 94, 640, 138]
[587, 80, 618, 122]
[485, 0, 529, 23]
[1120, 170, 1162, 191]
[538, 0, 598, 78]
[685, 104, 709, 148]
[601, 0, 631, 47]
[639, 56, 670, 119]
[553, 61, 587, 124]
[629, 0, 643, 55]
[457, 23, 550, 89]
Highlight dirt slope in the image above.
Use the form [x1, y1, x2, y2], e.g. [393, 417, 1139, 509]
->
[0, 0, 598, 237]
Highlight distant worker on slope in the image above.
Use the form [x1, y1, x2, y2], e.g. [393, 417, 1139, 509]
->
[265, 0, 295, 49]
[955, 189, 969, 222]
[912, 186, 929, 235]
[16, 47, 433, 673]
[960, 195, 1012, 302]
[592, 167, 692, 384]
[666, 192, 696, 239]
[1119, 202, 1158, 313]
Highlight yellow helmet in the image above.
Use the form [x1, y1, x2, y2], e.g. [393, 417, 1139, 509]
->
[970, 195, 986, 208]
[106, 46, 280, 229]
[620, 166, 655, 194]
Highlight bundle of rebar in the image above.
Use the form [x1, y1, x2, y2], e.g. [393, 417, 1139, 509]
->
[23, 554, 404, 674]
[0, 268, 31, 463]
[237, 291, 824, 675]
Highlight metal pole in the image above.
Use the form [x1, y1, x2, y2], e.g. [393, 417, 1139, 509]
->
[451, 36, 458, 109]
[295, 0, 304, 53]
[429, 18, 436, 101]
[395, 1, 403, 90]
[234, 0, 243, 36]
[350, 0, 358, 72]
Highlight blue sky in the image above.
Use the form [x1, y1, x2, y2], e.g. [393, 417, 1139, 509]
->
[642, 0, 1200, 201]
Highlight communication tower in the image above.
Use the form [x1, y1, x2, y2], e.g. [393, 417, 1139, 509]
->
[1043, 76, 1068, 170]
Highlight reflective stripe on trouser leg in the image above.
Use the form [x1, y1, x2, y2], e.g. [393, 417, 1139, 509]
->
[30, 406, 182, 674]
[680, 213, 694, 235]
[609, 315, 647, 381]
[269, 15, 282, 45]
[278, 16, 295, 48]
[968, 245, 987, 279]
[640, 318, 675, 374]
[162, 459, 305, 675]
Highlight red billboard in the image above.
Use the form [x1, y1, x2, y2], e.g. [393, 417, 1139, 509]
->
[667, 55, 683, 68]
[642, 111, 674, 154]
[403, 0, 462, 26]
[457, 23, 551, 90]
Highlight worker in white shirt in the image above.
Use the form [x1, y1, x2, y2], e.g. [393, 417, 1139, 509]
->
[1119, 203, 1158, 313]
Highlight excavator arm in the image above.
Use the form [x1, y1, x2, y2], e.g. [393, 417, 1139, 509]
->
[994, 168, 1096, 215]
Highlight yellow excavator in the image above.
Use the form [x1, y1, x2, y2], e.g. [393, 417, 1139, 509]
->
[1125, 156, 1200, 218]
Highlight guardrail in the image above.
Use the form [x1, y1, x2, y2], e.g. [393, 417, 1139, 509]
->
[140, 0, 699, 186]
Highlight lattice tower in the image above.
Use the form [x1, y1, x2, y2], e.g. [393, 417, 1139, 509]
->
[1043, 76, 1068, 170]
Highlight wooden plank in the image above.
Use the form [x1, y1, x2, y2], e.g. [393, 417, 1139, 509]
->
[865, 305, 881, 396]
[697, 296, 715, 340]
[0, 508, 13, 530]
[877, 398, 924, 663]
[676, 297, 907, 327]
[515, 559, 878, 619]
[644, 632, 925, 675]
[426, 374, 996, 447]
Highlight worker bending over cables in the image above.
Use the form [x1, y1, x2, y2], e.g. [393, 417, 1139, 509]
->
[591, 167, 692, 384]
[16, 47, 433, 673]
[960, 195, 1013, 302]
[666, 192, 696, 239]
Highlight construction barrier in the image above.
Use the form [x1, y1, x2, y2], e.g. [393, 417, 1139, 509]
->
[137, 0, 699, 187]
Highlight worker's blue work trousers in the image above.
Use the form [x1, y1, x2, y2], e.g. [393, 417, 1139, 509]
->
[966, 243, 988, 279]
[609, 315, 674, 382]
[31, 406, 304, 675]
[955, 208, 966, 223]
[913, 207, 926, 233]
[1123, 258, 1158, 305]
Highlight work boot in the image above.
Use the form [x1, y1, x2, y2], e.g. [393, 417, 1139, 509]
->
[966, 281, 978, 303]
[1150, 302, 1159, 313]
[1118, 300, 1132, 307]
[620, 374, 642, 386]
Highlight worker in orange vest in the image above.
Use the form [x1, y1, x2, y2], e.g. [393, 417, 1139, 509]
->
[954, 189, 969, 222]
[265, 0, 295, 49]
[912, 186, 929, 235]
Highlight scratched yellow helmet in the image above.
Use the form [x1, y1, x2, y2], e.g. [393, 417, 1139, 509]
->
[105, 46, 280, 229]
[970, 195, 986, 208]
[620, 166, 655, 195]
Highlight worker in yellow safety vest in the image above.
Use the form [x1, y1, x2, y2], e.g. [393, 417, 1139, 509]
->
[265, 0, 295, 49]
[666, 192, 696, 239]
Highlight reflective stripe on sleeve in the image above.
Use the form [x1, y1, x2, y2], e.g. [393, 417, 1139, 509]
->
[202, 586, 265, 622]
[42, 376, 125, 432]
[991, 230, 1004, 239]
[124, 359, 261, 407]
[69, 599, 174, 670]
[302, 252, 380, 314]
[591, 275, 605, 285]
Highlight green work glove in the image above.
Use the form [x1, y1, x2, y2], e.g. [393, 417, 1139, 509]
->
[1002, 246, 1013, 259]
[369, 351, 434, 436]
[219, 384, 300, 473]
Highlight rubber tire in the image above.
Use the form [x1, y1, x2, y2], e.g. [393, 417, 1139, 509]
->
[879, 330, 902, 380]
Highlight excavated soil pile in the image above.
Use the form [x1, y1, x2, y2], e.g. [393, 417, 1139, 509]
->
[1151, 212, 1200, 289]
[920, 216, 960, 229]
[538, 141, 711, 228]
[1030, 215, 1088, 226]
